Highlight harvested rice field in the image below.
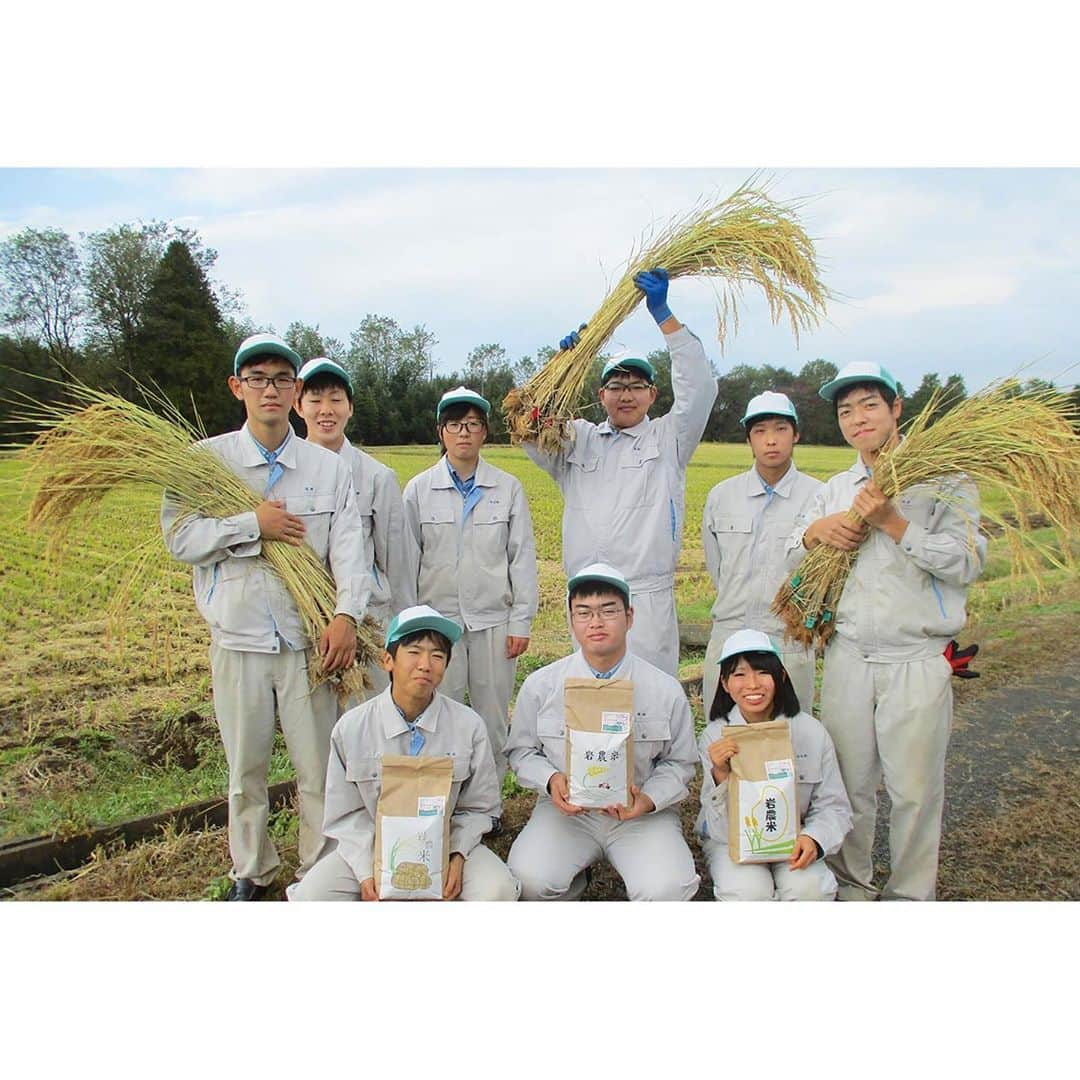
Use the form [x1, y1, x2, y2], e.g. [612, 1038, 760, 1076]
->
[1, 443, 1077, 901]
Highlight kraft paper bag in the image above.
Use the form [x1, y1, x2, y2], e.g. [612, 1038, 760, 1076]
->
[725, 719, 800, 864]
[374, 754, 453, 900]
[563, 678, 634, 809]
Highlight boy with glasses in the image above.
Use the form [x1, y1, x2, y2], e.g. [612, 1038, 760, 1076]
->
[701, 391, 822, 713]
[294, 356, 413, 694]
[161, 333, 371, 900]
[402, 387, 538, 771]
[789, 361, 985, 900]
[521, 268, 718, 677]
[505, 563, 700, 900]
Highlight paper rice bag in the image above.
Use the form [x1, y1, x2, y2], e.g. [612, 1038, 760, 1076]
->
[563, 677, 634, 809]
[374, 754, 453, 900]
[725, 719, 800, 864]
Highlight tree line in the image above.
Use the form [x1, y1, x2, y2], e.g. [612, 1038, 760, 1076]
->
[2, 220, 1074, 447]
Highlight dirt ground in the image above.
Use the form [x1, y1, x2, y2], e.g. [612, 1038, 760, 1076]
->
[9, 597, 1078, 902]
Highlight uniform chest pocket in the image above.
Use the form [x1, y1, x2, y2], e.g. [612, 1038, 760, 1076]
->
[633, 715, 671, 748]
[618, 441, 661, 509]
[419, 508, 456, 549]
[710, 515, 753, 537]
[564, 448, 600, 508]
[472, 504, 510, 558]
[285, 493, 336, 556]
[344, 755, 382, 787]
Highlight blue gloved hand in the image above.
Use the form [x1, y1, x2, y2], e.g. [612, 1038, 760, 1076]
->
[559, 323, 587, 351]
[634, 267, 673, 325]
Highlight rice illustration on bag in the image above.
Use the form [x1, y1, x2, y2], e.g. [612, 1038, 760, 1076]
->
[563, 678, 634, 809]
[725, 719, 800, 863]
[374, 755, 453, 900]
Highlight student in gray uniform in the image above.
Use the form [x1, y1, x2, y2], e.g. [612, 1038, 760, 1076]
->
[161, 333, 371, 900]
[788, 361, 986, 900]
[697, 629, 852, 901]
[402, 387, 538, 771]
[505, 563, 700, 901]
[294, 356, 414, 694]
[288, 605, 519, 901]
[521, 268, 718, 677]
[702, 391, 822, 712]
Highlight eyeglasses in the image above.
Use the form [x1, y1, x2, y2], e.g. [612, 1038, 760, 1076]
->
[443, 419, 486, 434]
[570, 603, 625, 622]
[239, 374, 296, 390]
[603, 382, 652, 395]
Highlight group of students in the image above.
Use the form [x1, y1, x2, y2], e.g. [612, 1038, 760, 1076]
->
[162, 268, 984, 902]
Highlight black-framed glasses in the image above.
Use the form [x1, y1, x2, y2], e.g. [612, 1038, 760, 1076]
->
[570, 603, 625, 622]
[603, 381, 652, 395]
[239, 374, 296, 390]
[443, 419, 486, 434]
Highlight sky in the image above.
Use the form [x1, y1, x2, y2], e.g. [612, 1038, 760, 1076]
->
[1, 167, 1078, 394]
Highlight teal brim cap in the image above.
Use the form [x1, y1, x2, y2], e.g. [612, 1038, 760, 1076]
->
[234, 333, 302, 375]
[818, 361, 899, 402]
[600, 356, 655, 384]
[566, 562, 632, 606]
[717, 628, 781, 664]
[741, 390, 799, 426]
[437, 385, 490, 420]
[297, 357, 353, 395]
[385, 605, 463, 648]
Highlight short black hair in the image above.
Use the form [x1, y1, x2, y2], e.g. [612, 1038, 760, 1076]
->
[708, 649, 801, 722]
[438, 401, 488, 426]
[834, 380, 897, 417]
[567, 582, 629, 612]
[387, 628, 454, 661]
[743, 412, 798, 440]
[299, 370, 352, 401]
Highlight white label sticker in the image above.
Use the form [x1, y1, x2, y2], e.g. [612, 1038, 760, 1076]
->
[600, 711, 630, 734]
[765, 758, 794, 781]
[417, 796, 446, 817]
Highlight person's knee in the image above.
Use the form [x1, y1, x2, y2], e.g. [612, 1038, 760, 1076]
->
[777, 867, 836, 902]
[712, 879, 775, 901]
[507, 848, 572, 901]
[466, 864, 521, 902]
[627, 872, 700, 902]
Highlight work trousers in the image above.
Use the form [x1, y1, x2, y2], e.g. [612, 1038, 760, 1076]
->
[702, 838, 837, 900]
[702, 626, 816, 719]
[626, 587, 680, 678]
[507, 798, 700, 901]
[819, 646, 952, 901]
[210, 643, 337, 886]
[440, 623, 517, 772]
[286, 841, 521, 901]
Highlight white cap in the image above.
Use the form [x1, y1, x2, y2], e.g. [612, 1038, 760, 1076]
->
[297, 357, 353, 394]
[385, 605, 462, 647]
[818, 361, 898, 402]
[437, 385, 490, 419]
[717, 628, 781, 664]
[741, 390, 798, 426]
[566, 562, 631, 605]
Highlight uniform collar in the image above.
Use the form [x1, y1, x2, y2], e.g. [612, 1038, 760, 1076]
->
[597, 416, 651, 439]
[725, 704, 748, 726]
[435, 454, 495, 489]
[240, 422, 297, 470]
[568, 648, 634, 680]
[743, 462, 799, 499]
[378, 686, 442, 738]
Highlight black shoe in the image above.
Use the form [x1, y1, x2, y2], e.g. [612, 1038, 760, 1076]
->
[488, 816, 503, 837]
[226, 878, 269, 901]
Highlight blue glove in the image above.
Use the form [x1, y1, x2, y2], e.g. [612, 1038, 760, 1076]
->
[634, 267, 673, 325]
[559, 323, 587, 351]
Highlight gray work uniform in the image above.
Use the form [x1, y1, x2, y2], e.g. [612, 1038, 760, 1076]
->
[340, 439, 414, 695]
[160, 423, 371, 885]
[788, 456, 986, 900]
[702, 464, 823, 713]
[288, 688, 519, 901]
[402, 455, 538, 768]
[505, 650, 700, 900]
[697, 705, 853, 900]
[523, 326, 718, 676]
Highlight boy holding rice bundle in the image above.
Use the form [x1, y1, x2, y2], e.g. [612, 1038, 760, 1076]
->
[505, 563, 700, 901]
[522, 269, 718, 677]
[294, 356, 414, 694]
[161, 333, 371, 900]
[402, 387, 538, 773]
[787, 361, 986, 900]
[288, 605, 520, 901]
[701, 391, 822, 713]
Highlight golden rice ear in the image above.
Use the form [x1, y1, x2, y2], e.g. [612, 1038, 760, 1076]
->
[503, 176, 830, 449]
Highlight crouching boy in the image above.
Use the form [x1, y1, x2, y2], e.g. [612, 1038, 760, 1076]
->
[505, 564, 700, 901]
[288, 605, 520, 901]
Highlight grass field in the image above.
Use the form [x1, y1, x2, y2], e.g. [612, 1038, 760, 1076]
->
[1, 441, 1076, 892]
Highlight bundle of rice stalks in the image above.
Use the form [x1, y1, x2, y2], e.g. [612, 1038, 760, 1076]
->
[19, 383, 381, 697]
[504, 177, 830, 451]
[772, 380, 1080, 648]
